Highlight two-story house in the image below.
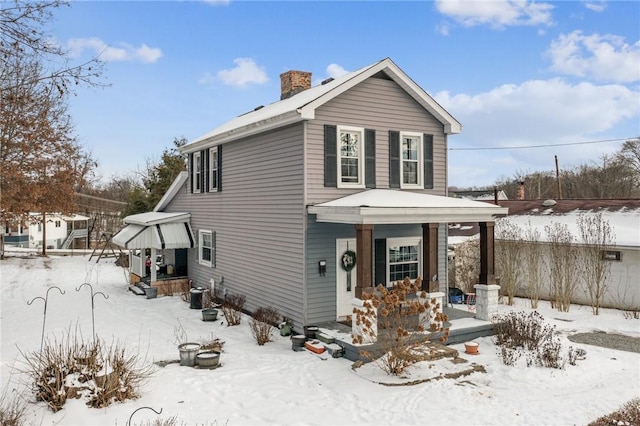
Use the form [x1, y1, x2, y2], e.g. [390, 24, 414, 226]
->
[116, 58, 507, 332]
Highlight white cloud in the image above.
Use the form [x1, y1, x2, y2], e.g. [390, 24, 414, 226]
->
[326, 64, 349, 79]
[202, 0, 230, 5]
[547, 31, 640, 83]
[436, 22, 450, 36]
[67, 37, 163, 63]
[215, 58, 268, 87]
[435, 0, 554, 29]
[584, 1, 607, 12]
[436, 78, 640, 186]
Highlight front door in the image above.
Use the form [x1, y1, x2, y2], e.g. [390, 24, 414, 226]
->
[336, 238, 357, 320]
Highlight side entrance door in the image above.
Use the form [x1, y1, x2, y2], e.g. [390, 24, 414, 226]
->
[336, 238, 357, 320]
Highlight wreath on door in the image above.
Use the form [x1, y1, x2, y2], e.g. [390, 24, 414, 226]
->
[340, 250, 357, 272]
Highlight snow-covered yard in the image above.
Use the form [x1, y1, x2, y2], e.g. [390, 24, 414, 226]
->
[1, 253, 638, 425]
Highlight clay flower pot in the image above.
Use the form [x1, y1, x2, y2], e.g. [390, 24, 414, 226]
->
[464, 341, 479, 355]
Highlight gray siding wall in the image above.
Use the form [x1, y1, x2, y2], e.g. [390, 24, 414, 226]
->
[306, 222, 432, 324]
[165, 123, 306, 327]
[306, 76, 448, 205]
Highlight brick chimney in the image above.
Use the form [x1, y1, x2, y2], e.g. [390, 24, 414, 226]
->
[280, 70, 312, 100]
[517, 181, 525, 200]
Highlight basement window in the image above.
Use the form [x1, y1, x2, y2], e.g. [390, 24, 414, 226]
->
[602, 250, 622, 261]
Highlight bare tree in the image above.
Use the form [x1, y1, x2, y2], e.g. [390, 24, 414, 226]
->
[522, 221, 544, 309]
[577, 212, 615, 315]
[1, 1, 104, 256]
[545, 222, 579, 312]
[495, 219, 523, 305]
[453, 238, 479, 294]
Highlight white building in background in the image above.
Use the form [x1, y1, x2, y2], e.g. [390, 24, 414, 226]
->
[28, 213, 90, 250]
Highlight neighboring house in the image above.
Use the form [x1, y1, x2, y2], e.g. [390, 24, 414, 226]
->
[3, 221, 28, 248]
[450, 199, 640, 310]
[452, 189, 508, 202]
[115, 58, 508, 330]
[28, 213, 90, 250]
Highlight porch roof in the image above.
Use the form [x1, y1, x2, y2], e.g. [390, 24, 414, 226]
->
[307, 189, 508, 224]
[112, 212, 195, 249]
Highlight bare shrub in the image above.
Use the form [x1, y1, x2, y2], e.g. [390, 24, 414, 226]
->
[545, 222, 579, 312]
[180, 281, 191, 302]
[356, 277, 449, 376]
[493, 311, 573, 369]
[249, 306, 280, 345]
[578, 212, 615, 315]
[588, 398, 640, 426]
[0, 389, 26, 426]
[523, 221, 544, 309]
[495, 219, 524, 305]
[19, 331, 152, 412]
[221, 293, 246, 326]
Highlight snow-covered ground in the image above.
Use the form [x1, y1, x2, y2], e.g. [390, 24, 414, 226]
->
[1, 253, 638, 425]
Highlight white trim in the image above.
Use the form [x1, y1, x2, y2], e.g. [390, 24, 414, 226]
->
[209, 146, 219, 192]
[199, 229, 213, 267]
[399, 131, 423, 189]
[193, 151, 202, 193]
[337, 125, 365, 189]
[386, 237, 422, 284]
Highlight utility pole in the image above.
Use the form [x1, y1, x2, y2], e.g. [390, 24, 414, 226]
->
[555, 155, 563, 199]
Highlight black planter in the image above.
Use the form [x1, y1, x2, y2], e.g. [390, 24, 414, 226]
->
[303, 325, 319, 339]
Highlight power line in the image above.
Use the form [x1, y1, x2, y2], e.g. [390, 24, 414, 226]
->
[449, 136, 638, 151]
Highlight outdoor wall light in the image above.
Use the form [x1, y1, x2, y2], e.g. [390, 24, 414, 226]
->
[318, 260, 326, 276]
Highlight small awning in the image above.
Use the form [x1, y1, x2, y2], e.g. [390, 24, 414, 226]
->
[307, 189, 508, 224]
[112, 212, 195, 249]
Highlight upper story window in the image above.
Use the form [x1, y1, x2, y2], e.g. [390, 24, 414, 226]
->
[209, 147, 218, 191]
[401, 132, 422, 188]
[338, 126, 365, 188]
[54, 220, 61, 228]
[389, 131, 434, 190]
[193, 151, 202, 193]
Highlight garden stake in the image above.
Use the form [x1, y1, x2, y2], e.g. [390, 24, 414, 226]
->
[127, 406, 163, 426]
[27, 286, 65, 353]
[76, 282, 109, 344]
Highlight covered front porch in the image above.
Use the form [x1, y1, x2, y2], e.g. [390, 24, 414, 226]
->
[307, 189, 508, 354]
[112, 212, 195, 291]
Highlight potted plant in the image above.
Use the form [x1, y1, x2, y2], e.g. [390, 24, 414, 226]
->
[464, 341, 479, 355]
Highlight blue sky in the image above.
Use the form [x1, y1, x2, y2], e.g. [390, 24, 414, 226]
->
[51, 0, 640, 188]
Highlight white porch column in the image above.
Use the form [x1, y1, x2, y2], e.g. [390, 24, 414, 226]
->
[150, 248, 157, 283]
[351, 298, 377, 344]
[419, 292, 445, 328]
[474, 284, 500, 321]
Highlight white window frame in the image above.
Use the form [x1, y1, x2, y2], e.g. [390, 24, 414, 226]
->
[337, 125, 365, 189]
[400, 131, 423, 189]
[193, 151, 201, 193]
[209, 147, 218, 192]
[386, 237, 422, 284]
[198, 230, 213, 267]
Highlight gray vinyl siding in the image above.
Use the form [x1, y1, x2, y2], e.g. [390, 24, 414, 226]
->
[164, 123, 306, 327]
[306, 76, 448, 205]
[305, 221, 433, 324]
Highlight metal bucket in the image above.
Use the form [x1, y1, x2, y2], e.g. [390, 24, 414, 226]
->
[178, 342, 202, 367]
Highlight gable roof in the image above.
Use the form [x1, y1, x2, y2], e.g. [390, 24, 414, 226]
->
[183, 58, 461, 154]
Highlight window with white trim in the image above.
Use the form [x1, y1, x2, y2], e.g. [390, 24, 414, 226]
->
[209, 147, 218, 192]
[193, 151, 201, 193]
[199, 230, 214, 267]
[338, 126, 365, 188]
[387, 237, 421, 283]
[401, 132, 423, 188]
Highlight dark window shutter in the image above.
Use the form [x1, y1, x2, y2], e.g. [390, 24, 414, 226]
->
[217, 146, 222, 192]
[212, 231, 216, 268]
[200, 150, 206, 193]
[424, 134, 433, 189]
[375, 238, 387, 287]
[389, 131, 400, 188]
[204, 148, 210, 192]
[189, 153, 194, 193]
[324, 125, 337, 187]
[365, 129, 376, 188]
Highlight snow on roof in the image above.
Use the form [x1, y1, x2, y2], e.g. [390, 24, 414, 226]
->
[501, 210, 640, 248]
[316, 189, 504, 209]
[184, 58, 461, 153]
[123, 211, 191, 226]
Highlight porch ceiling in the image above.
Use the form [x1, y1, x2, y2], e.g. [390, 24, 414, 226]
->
[307, 189, 508, 224]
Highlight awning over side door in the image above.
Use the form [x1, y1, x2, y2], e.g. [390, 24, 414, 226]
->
[112, 212, 195, 250]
